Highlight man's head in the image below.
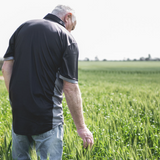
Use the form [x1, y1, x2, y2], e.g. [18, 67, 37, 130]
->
[51, 5, 76, 32]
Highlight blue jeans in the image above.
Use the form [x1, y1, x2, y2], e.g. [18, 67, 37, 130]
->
[12, 125, 63, 160]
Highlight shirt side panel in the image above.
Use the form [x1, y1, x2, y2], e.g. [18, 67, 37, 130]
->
[52, 72, 64, 128]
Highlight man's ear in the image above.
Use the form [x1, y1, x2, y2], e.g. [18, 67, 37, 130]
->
[64, 13, 72, 22]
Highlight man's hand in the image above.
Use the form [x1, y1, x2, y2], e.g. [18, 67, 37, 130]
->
[77, 126, 94, 148]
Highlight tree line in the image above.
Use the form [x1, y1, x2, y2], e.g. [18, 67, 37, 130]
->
[83, 54, 160, 61]
[1, 53, 160, 71]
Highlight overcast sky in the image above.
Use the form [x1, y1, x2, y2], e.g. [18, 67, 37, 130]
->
[0, 0, 160, 60]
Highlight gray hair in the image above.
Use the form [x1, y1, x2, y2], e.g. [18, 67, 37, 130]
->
[51, 5, 76, 23]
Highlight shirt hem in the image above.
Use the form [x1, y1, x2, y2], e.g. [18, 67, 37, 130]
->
[59, 75, 78, 84]
[52, 122, 64, 129]
[3, 57, 14, 61]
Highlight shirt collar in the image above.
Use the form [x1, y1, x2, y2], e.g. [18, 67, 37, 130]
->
[43, 14, 66, 28]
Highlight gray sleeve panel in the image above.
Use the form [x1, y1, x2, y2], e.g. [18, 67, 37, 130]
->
[59, 75, 78, 84]
[3, 57, 14, 61]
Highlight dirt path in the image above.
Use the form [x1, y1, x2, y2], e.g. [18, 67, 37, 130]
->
[0, 76, 4, 80]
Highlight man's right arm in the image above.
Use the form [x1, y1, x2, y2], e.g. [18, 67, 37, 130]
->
[63, 80, 94, 148]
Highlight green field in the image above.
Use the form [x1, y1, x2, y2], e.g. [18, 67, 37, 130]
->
[0, 61, 160, 159]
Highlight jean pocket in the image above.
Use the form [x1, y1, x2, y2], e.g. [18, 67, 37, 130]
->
[54, 125, 63, 141]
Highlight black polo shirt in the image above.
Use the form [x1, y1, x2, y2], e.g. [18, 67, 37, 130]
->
[3, 14, 79, 135]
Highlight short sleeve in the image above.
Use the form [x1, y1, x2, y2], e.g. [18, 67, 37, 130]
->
[3, 24, 25, 61]
[59, 43, 79, 84]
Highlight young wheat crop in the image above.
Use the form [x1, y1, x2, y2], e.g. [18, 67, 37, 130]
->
[0, 62, 160, 159]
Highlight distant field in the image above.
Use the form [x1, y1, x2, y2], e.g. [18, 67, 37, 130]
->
[78, 61, 160, 73]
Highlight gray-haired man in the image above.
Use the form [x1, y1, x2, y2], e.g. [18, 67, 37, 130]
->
[2, 5, 93, 160]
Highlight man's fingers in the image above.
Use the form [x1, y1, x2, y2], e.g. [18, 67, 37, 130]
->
[90, 137, 94, 145]
[83, 137, 94, 148]
[86, 138, 91, 144]
[83, 138, 87, 148]
[88, 138, 94, 148]
[77, 127, 94, 148]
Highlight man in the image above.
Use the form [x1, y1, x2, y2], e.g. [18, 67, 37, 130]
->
[2, 5, 93, 160]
